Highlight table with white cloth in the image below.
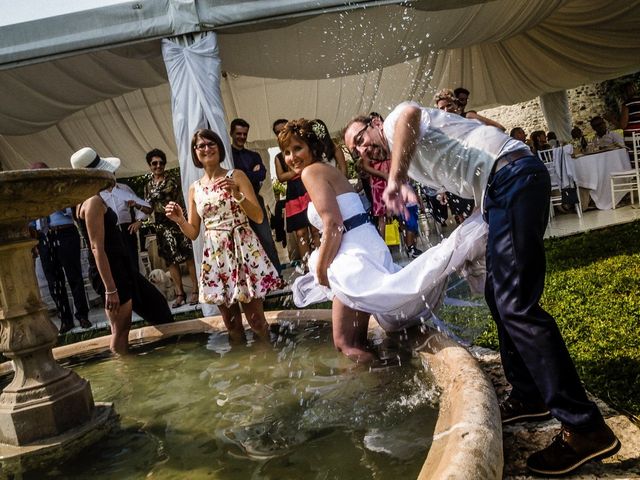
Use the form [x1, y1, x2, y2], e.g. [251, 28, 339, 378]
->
[569, 149, 631, 210]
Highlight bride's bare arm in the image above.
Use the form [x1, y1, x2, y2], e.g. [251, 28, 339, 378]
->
[301, 164, 343, 287]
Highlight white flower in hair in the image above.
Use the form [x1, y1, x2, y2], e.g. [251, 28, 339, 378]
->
[311, 121, 327, 140]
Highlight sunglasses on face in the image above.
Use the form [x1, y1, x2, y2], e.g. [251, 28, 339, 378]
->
[150, 161, 166, 167]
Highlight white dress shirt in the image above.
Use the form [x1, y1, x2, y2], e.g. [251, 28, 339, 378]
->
[100, 183, 150, 225]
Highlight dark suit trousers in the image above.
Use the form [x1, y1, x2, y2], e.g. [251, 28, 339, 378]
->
[483, 154, 603, 430]
[38, 226, 89, 324]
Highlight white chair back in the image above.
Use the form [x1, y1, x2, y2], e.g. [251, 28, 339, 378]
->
[609, 131, 640, 209]
[633, 131, 640, 170]
[538, 148, 554, 164]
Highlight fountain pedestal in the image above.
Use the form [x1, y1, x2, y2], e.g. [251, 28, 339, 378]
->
[0, 169, 118, 474]
[0, 240, 95, 445]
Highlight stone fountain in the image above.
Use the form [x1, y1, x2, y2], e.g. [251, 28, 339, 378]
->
[0, 168, 118, 476]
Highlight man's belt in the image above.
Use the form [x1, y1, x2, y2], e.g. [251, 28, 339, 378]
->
[493, 150, 532, 174]
[46, 224, 75, 233]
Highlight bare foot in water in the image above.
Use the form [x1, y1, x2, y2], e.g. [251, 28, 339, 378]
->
[340, 346, 377, 364]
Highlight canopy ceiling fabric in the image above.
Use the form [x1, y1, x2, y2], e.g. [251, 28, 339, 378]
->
[1, 0, 640, 175]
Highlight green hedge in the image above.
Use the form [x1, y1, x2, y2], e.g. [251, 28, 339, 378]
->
[476, 220, 640, 417]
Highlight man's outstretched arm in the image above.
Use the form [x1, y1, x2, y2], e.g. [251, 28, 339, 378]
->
[383, 105, 422, 216]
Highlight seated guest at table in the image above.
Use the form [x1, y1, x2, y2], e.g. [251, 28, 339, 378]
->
[509, 127, 527, 143]
[571, 126, 589, 154]
[530, 130, 551, 155]
[589, 116, 625, 150]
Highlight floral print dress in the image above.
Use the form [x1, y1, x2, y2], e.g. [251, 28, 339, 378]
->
[194, 176, 280, 306]
[144, 176, 194, 264]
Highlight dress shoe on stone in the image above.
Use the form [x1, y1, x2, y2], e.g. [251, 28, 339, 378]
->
[78, 317, 92, 329]
[500, 395, 551, 425]
[58, 323, 74, 335]
[527, 423, 621, 476]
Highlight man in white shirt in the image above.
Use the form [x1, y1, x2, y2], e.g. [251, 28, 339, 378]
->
[344, 102, 620, 476]
[100, 183, 152, 272]
[589, 116, 625, 150]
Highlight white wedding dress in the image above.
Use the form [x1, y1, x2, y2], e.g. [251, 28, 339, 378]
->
[292, 192, 489, 332]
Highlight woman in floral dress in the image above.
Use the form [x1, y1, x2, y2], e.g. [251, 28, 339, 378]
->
[144, 148, 199, 307]
[165, 129, 280, 341]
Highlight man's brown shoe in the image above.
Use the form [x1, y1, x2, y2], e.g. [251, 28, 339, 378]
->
[500, 396, 551, 425]
[527, 423, 621, 476]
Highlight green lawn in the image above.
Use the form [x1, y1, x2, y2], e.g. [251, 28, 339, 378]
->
[476, 220, 640, 418]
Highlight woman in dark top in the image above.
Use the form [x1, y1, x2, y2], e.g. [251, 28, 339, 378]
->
[71, 148, 133, 354]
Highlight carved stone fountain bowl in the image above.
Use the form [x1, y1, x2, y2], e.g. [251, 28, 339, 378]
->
[0, 169, 115, 228]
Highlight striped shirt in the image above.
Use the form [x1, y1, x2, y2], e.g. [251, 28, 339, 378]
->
[623, 96, 640, 149]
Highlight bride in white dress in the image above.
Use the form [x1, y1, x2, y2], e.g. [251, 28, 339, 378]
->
[278, 119, 488, 363]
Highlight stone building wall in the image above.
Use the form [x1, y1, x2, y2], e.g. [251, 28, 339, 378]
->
[476, 83, 607, 136]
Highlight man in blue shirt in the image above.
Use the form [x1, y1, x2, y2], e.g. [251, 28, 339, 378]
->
[230, 118, 281, 273]
[31, 163, 91, 333]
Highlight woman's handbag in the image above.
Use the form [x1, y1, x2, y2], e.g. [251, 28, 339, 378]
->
[559, 148, 579, 207]
[384, 219, 401, 246]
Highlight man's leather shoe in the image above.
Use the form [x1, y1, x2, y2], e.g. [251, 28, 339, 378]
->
[500, 395, 551, 424]
[78, 317, 92, 329]
[527, 423, 621, 476]
[58, 323, 74, 335]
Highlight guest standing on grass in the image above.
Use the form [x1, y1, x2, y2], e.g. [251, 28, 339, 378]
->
[165, 129, 280, 342]
[230, 118, 282, 273]
[30, 162, 92, 334]
[144, 148, 199, 308]
[344, 101, 620, 477]
[273, 118, 320, 266]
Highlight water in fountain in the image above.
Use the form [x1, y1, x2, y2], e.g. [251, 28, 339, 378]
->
[19, 322, 439, 479]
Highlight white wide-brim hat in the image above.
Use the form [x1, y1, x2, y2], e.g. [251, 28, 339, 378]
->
[70, 147, 120, 173]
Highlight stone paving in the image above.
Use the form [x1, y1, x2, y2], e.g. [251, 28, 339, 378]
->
[473, 347, 640, 479]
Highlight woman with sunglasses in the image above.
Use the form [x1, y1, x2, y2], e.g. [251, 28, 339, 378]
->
[165, 129, 280, 342]
[144, 148, 199, 307]
[280, 119, 487, 364]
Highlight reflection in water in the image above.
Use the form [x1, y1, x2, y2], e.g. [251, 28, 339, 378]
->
[27, 323, 439, 479]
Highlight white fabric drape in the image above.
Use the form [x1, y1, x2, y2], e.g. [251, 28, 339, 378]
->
[161, 32, 231, 316]
[540, 91, 572, 143]
[1, 0, 640, 173]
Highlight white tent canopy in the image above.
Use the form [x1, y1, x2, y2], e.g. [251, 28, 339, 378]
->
[1, 0, 640, 175]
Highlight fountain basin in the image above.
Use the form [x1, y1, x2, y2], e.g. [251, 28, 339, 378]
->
[0, 309, 503, 479]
